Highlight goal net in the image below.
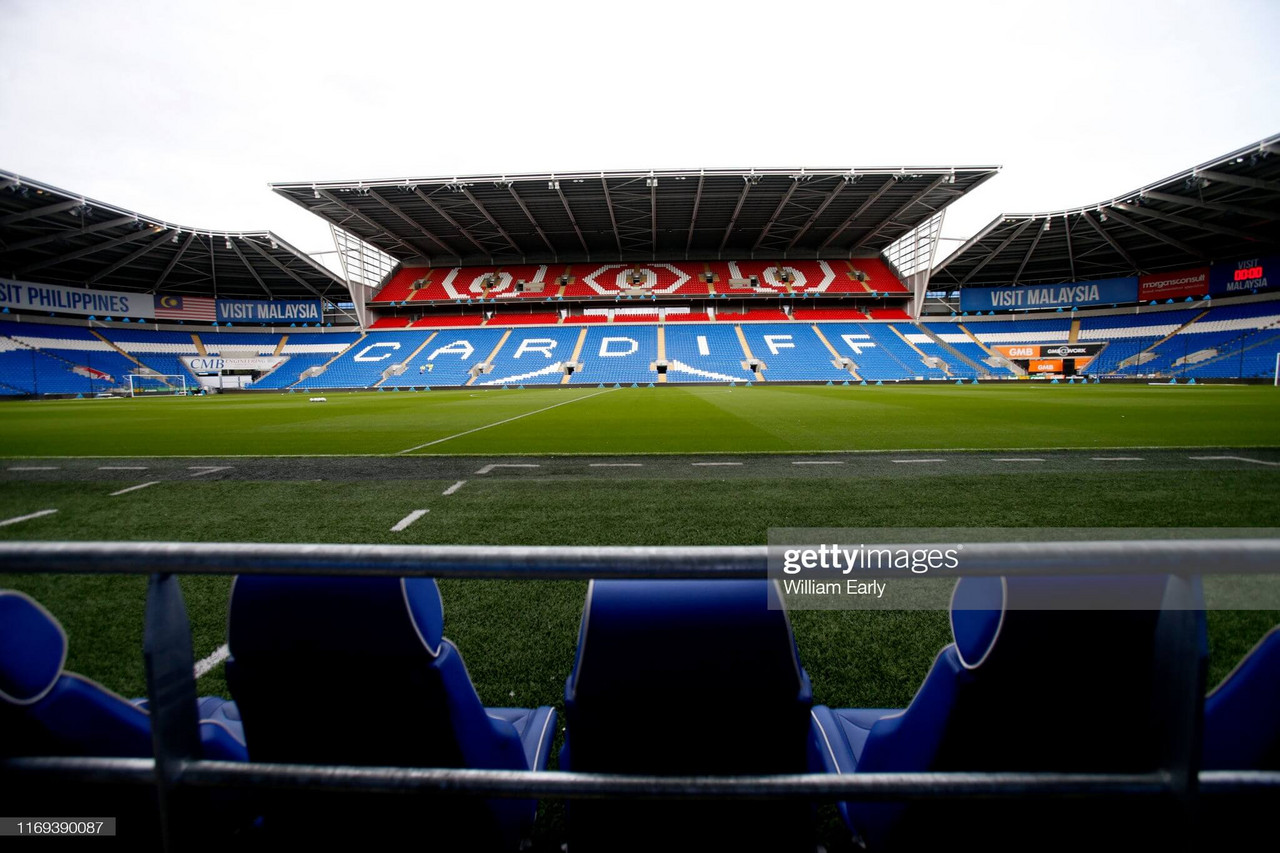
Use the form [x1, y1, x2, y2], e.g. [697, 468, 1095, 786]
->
[127, 374, 189, 397]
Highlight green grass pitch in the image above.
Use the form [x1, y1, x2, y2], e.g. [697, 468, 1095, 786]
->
[0, 383, 1277, 846]
[1, 383, 1278, 457]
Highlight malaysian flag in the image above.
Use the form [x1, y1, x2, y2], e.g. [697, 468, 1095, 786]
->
[154, 295, 217, 321]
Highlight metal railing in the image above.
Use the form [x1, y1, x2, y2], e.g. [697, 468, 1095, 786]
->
[2, 539, 1279, 851]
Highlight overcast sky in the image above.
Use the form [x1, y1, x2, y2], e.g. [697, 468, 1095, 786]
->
[2, 0, 1277, 270]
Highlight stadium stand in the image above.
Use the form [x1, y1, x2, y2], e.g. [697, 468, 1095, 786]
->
[293, 331, 435, 389]
[570, 326, 658, 385]
[821, 323, 947, 380]
[895, 324, 982, 378]
[479, 328, 581, 385]
[740, 324, 850, 382]
[369, 317, 411, 329]
[793, 308, 867, 321]
[383, 328, 507, 388]
[487, 312, 561, 327]
[663, 311, 712, 323]
[917, 323, 1016, 377]
[410, 315, 486, 327]
[663, 325, 755, 382]
[716, 308, 790, 323]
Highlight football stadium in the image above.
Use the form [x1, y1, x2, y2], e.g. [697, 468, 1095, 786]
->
[2, 5, 1280, 848]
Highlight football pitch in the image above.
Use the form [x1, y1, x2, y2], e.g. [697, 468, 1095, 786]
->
[1, 383, 1278, 793]
[1, 382, 1279, 457]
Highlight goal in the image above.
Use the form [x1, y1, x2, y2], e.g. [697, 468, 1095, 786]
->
[127, 374, 189, 397]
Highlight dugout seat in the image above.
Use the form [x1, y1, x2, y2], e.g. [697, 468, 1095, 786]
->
[809, 574, 1206, 851]
[225, 575, 556, 850]
[1204, 625, 1280, 769]
[560, 579, 814, 852]
[0, 589, 248, 850]
[0, 589, 246, 760]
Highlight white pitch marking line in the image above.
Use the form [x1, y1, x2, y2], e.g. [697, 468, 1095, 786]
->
[1092, 457, 1144, 461]
[391, 509, 429, 532]
[476, 463, 540, 475]
[692, 462, 743, 467]
[188, 466, 231, 477]
[110, 481, 161, 496]
[398, 388, 618, 454]
[793, 461, 845, 466]
[194, 644, 230, 679]
[0, 508, 58, 527]
[8, 466, 59, 471]
[892, 459, 946, 464]
[442, 480, 467, 496]
[1189, 455, 1280, 467]
[99, 466, 149, 470]
[589, 463, 644, 467]
[993, 458, 1045, 462]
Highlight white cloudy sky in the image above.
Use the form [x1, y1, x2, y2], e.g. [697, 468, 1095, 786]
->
[1, 0, 1277, 266]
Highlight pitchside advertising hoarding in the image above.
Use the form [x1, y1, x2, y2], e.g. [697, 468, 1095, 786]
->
[959, 277, 1138, 312]
[0, 278, 155, 319]
[1210, 255, 1278, 296]
[1139, 267, 1209, 301]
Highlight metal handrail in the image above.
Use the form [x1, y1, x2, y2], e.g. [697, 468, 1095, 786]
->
[2, 538, 1278, 849]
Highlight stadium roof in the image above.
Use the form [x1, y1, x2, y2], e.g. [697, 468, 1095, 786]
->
[0, 170, 348, 303]
[271, 166, 1000, 268]
[931, 134, 1280, 289]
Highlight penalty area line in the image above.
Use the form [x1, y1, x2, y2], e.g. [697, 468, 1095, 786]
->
[396, 388, 617, 454]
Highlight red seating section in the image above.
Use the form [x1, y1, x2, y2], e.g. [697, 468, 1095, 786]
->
[793, 308, 868, 321]
[374, 259, 907, 302]
[372, 268, 426, 303]
[369, 316, 411, 329]
[563, 314, 608, 324]
[488, 313, 561, 326]
[664, 312, 711, 322]
[410, 315, 486, 328]
[716, 309, 790, 322]
[868, 308, 912, 320]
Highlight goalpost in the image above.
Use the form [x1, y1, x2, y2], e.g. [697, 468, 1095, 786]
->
[127, 374, 189, 397]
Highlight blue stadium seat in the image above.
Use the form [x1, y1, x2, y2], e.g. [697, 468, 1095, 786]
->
[810, 574, 1203, 850]
[225, 575, 555, 848]
[0, 589, 246, 760]
[1203, 626, 1280, 769]
[561, 580, 814, 851]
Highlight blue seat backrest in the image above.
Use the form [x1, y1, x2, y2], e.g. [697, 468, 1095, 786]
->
[225, 575, 525, 771]
[850, 574, 1204, 849]
[566, 579, 812, 773]
[0, 590, 243, 760]
[1204, 625, 1280, 769]
[563, 579, 814, 852]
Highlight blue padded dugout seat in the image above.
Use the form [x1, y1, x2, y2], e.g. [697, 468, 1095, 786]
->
[0, 589, 248, 849]
[1204, 625, 1280, 769]
[0, 589, 246, 760]
[561, 579, 814, 852]
[225, 575, 555, 850]
[810, 574, 1204, 851]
